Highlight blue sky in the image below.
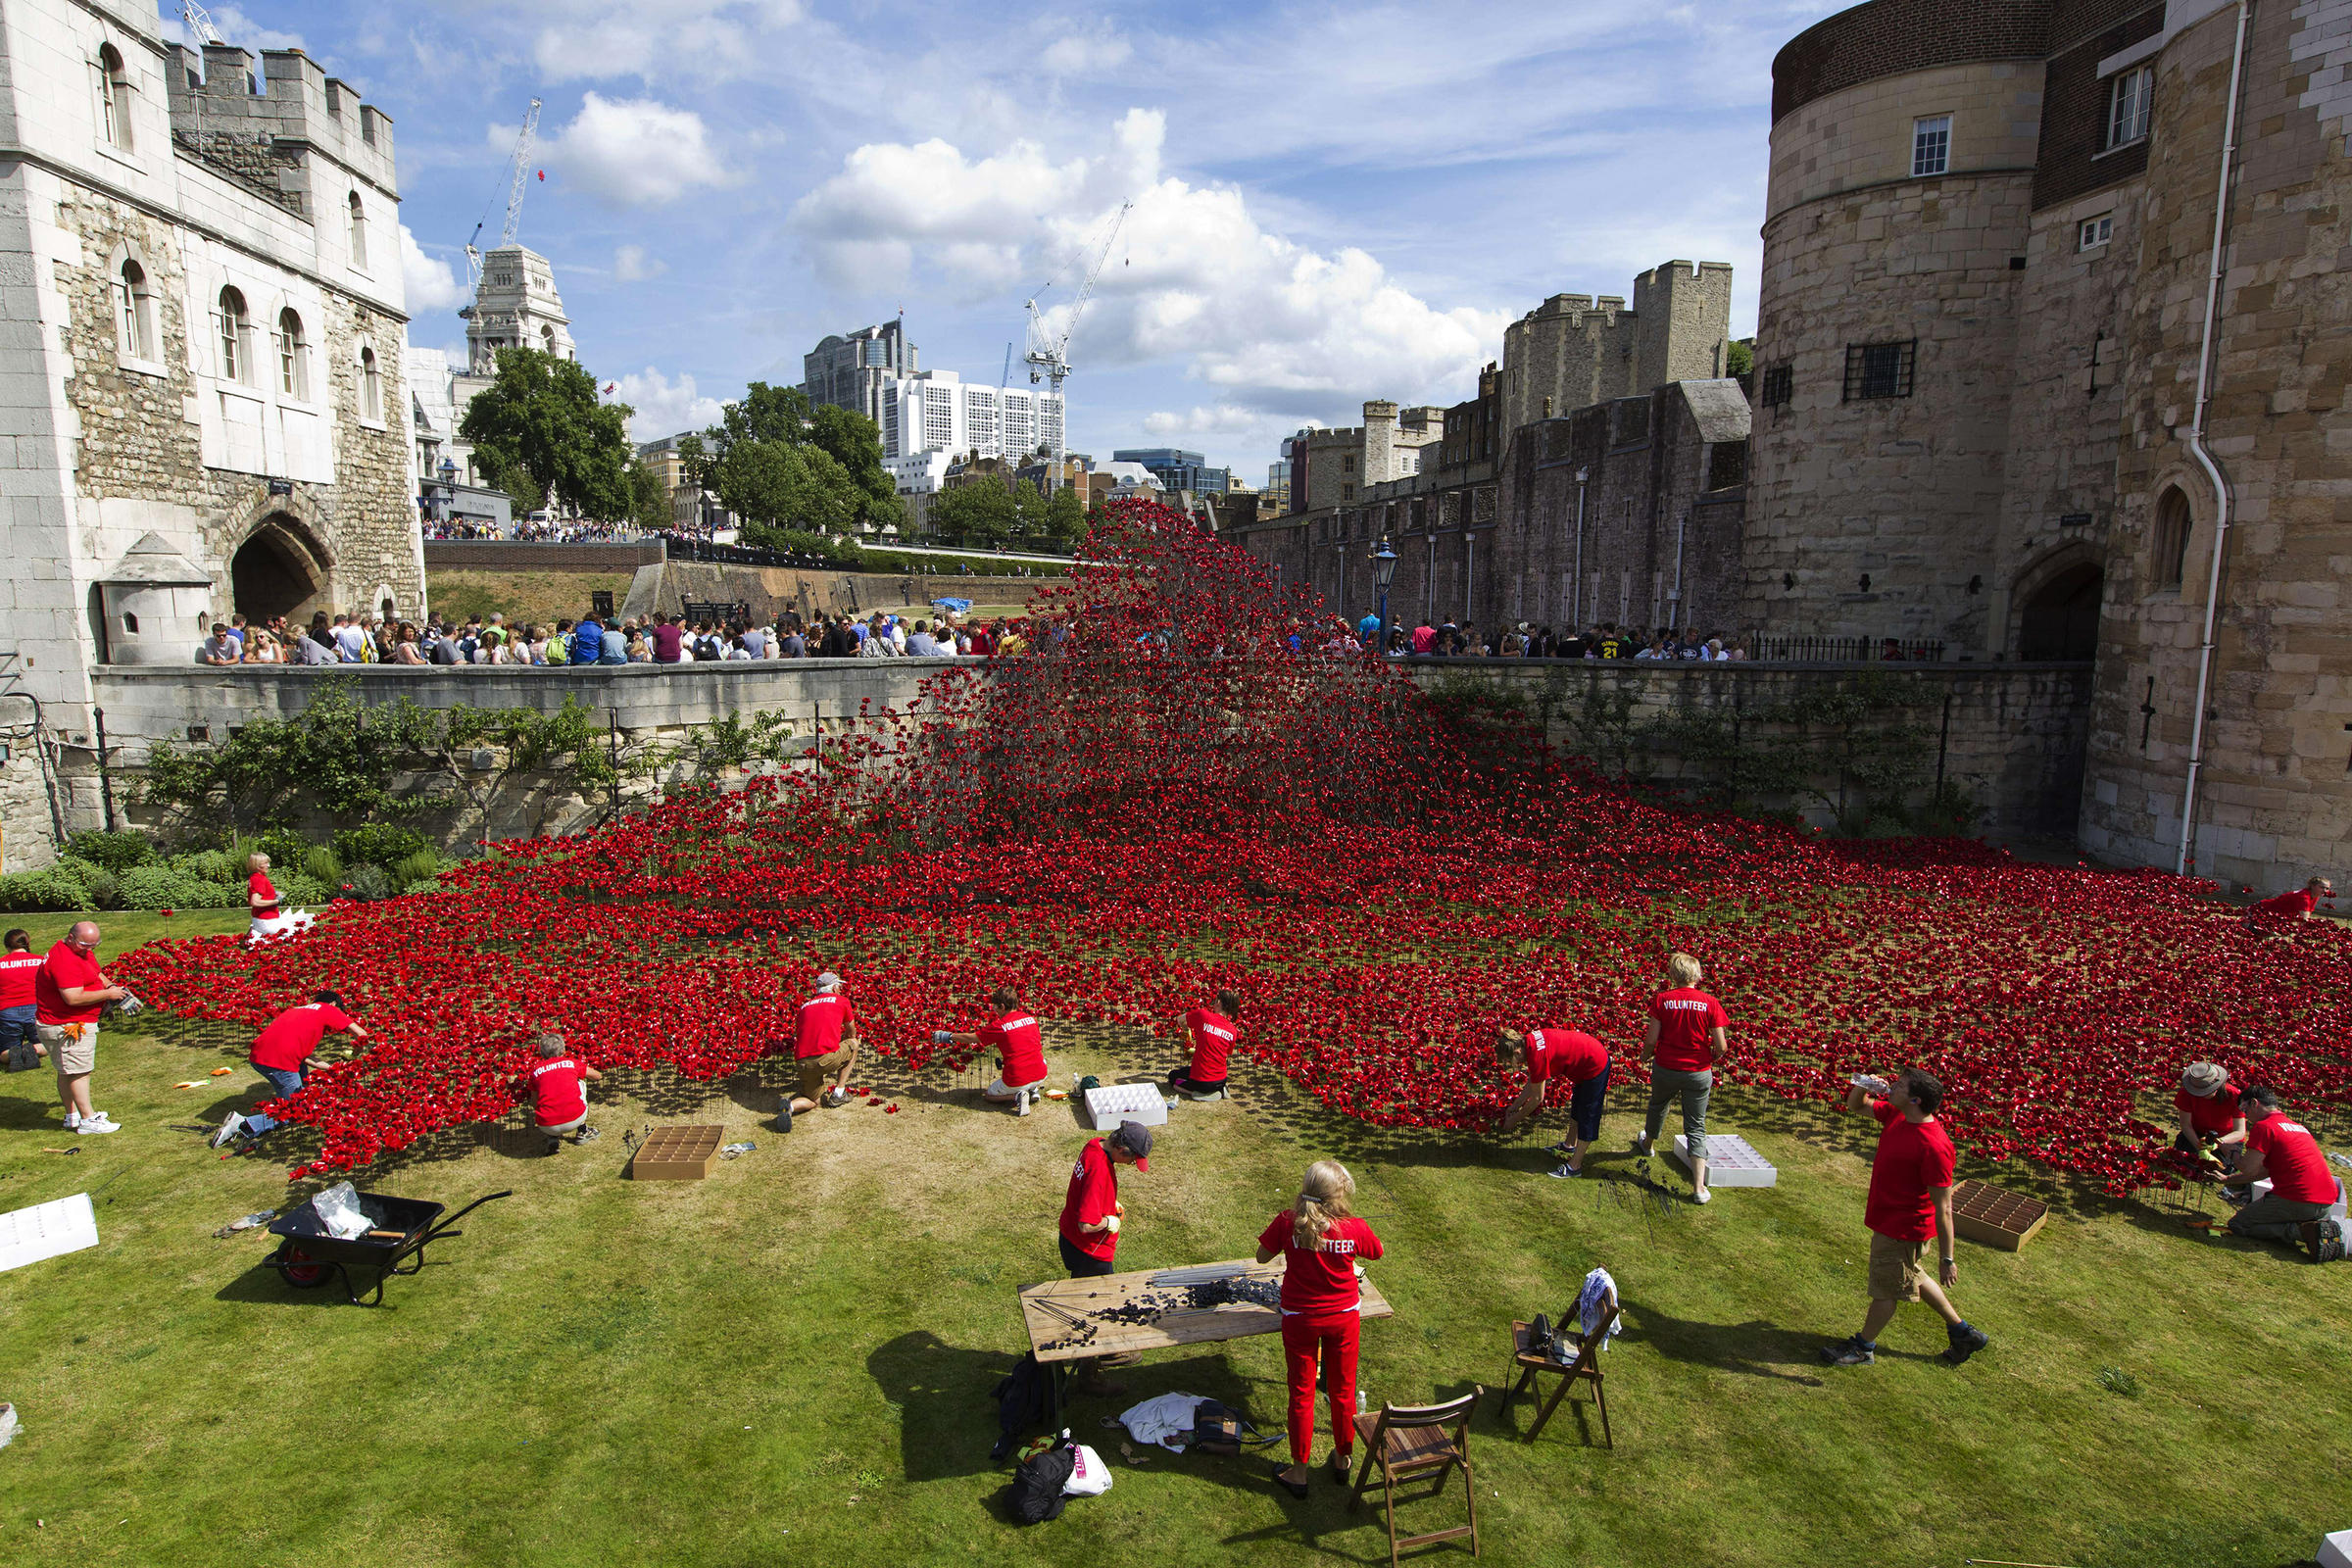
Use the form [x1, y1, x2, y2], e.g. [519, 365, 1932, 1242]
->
[172, 0, 1848, 481]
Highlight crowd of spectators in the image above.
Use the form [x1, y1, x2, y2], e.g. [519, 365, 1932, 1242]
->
[421, 520, 649, 543]
[1298, 616, 1752, 662]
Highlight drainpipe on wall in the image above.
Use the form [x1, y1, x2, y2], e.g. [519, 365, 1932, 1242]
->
[2176, 0, 2254, 877]
[1670, 511, 1689, 634]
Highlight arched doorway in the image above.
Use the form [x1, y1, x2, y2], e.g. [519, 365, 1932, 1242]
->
[2020, 561, 2103, 661]
[230, 515, 327, 624]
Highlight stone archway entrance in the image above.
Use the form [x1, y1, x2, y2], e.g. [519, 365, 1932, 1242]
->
[230, 514, 328, 624]
[2019, 561, 2102, 661]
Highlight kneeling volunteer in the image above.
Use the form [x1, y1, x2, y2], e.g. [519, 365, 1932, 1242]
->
[1168, 991, 1240, 1098]
[1258, 1160, 1384, 1498]
[934, 988, 1049, 1108]
[2222, 1085, 2343, 1259]
[2174, 1061, 2247, 1171]
[779, 971, 858, 1130]
[520, 1033, 603, 1153]
[213, 990, 370, 1147]
[0, 929, 48, 1073]
[1493, 1025, 1609, 1177]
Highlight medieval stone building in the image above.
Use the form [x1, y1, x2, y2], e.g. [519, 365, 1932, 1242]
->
[0, 0, 417, 721]
[1751, 0, 2350, 887]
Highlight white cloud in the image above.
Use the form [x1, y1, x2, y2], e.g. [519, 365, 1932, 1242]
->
[612, 367, 727, 443]
[1143, 405, 1266, 438]
[162, 3, 304, 51]
[1040, 22, 1132, 77]
[401, 225, 471, 314]
[527, 94, 737, 208]
[492, 0, 806, 82]
[613, 244, 667, 281]
[791, 112, 1509, 422]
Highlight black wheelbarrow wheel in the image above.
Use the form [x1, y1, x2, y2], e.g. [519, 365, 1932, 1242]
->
[272, 1240, 333, 1289]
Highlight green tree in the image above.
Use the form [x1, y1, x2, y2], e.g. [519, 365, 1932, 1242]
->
[627, 463, 671, 533]
[1726, 339, 1755, 377]
[712, 440, 855, 535]
[457, 347, 635, 519]
[808, 404, 900, 529]
[692, 381, 891, 536]
[928, 480, 1016, 546]
[1044, 485, 1088, 547]
[1010, 478, 1048, 538]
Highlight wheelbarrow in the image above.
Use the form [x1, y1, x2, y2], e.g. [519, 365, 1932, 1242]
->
[264, 1189, 512, 1306]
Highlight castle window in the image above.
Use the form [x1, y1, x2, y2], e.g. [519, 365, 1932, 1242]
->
[1911, 115, 1950, 177]
[360, 345, 383, 422]
[347, 192, 368, 270]
[1760, 362, 1792, 408]
[98, 44, 133, 153]
[2151, 484, 2191, 590]
[1842, 339, 1915, 402]
[114, 257, 154, 362]
[2106, 68, 2153, 152]
[216, 286, 253, 384]
[274, 308, 309, 400]
[2079, 213, 2113, 251]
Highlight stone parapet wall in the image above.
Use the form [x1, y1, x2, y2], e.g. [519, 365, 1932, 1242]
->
[423, 540, 665, 572]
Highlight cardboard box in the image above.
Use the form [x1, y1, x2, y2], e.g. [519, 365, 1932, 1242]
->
[1951, 1180, 2048, 1251]
[630, 1124, 724, 1181]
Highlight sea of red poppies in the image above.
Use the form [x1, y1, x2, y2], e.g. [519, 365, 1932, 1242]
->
[115, 500, 2349, 1189]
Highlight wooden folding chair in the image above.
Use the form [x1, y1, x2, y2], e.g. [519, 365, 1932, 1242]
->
[1348, 1388, 1482, 1568]
[1500, 1294, 1618, 1446]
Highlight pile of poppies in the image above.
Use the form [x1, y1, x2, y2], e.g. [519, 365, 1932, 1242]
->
[116, 501, 2350, 1189]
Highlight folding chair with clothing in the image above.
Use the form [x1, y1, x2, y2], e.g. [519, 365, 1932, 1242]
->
[1500, 1291, 1619, 1446]
[1347, 1388, 1481, 1567]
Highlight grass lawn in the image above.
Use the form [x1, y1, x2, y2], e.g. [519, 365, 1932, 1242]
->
[0, 915, 2344, 1567]
[427, 568, 640, 628]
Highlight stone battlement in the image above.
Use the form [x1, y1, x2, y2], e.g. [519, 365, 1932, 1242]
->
[164, 41, 398, 215]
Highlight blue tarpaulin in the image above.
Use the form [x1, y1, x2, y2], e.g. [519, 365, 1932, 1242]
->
[930, 597, 974, 612]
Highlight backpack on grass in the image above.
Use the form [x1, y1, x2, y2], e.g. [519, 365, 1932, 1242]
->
[1010, 1438, 1077, 1524]
[990, 1353, 1050, 1461]
[1182, 1398, 1274, 1457]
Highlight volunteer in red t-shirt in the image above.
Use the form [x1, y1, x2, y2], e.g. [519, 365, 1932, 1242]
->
[212, 989, 371, 1147]
[2173, 1060, 2247, 1169]
[0, 927, 49, 1074]
[935, 987, 1049, 1110]
[2247, 875, 2331, 921]
[1056, 1120, 1152, 1396]
[519, 1032, 604, 1154]
[1492, 1025, 1611, 1177]
[778, 971, 859, 1130]
[2222, 1085, 2344, 1258]
[1631, 953, 1730, 1202]
[1255, 1160, 1386, 1496]
[35, 920, 128, 1135]
[1167, 991, 1241, 1099]
[1820, 1067, 1988, 1367]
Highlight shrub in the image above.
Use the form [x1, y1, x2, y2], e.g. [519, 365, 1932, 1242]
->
[63, 829, 160, 873]
[342, 864, 395, 902]
[172, 849, 236, 883]
[390, 850, 443, 888]
[303, 847, 345, 885]
[274, 871, 333, 907]
[403, 879, 441, 898]
[118, 864, 186, 909]
[0, 870, 90, 911]
[180, 879, 244, 908]
[257, 828, 317, 869]
[61, 859, 122, 910]
[333, 825, 429, 870]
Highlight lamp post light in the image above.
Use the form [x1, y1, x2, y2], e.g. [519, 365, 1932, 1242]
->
[1371, 538, 1399, 657]
[1571, 466, 1590, 632]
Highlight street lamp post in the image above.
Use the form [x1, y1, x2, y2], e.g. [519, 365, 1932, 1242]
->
[1371, 538, 1399, 657]
[1571, 466, 1590, 633]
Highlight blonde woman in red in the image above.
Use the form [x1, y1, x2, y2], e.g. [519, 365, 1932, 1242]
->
[1256, 1159, 1384, 1497]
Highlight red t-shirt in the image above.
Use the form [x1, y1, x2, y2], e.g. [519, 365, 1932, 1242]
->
[2252, 889, 2317, 917]
[1184, 1007, 1237, 1082]
[249, 870, 279, 913]
[2176, 1084, 2242, 1136]
[1410, 626, 1437, 655]
[1649, 988, 1728, 1072]
[795, 993, 856, 1058]
[251, 1002, 355, 1072]
[529, 1056, 589, 1127]
[1864, 1100, 1956, 1242]
[34, 942, 106, 1025]
[0, 950, 42, 1010]
[2246, 1111, 2336, 1203]
[1525, 1028, 1607, 1085]
[1255, 1212, 1384, 1316]
[980, 1008, 1047, 1088]
[1058, 1138, 1120, 1260]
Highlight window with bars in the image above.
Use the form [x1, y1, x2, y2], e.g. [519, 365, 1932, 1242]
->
[1760, 363, 1792, 408]
[1912, 115, 1951, 177]
[2106, 67, 2152, 151]
[1842, 340, 1916, 401]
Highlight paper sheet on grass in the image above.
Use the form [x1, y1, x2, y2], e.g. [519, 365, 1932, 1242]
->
[0, 1193, 99, 1272]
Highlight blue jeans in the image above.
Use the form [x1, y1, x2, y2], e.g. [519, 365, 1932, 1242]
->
[0, 1004, 36, 1070]
[242, 1064, 305, 1137]
[1567, 1064, 1611, 1142]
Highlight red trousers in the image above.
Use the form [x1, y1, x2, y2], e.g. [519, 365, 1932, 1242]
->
[1280, 1312, 1359, 1465]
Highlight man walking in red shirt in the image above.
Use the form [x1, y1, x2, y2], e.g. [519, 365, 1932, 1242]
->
[212, 990, 371, 1147]
[1821, 1067, 1989, 1367]
[2221, 1085, 2344, 1259]
[1058, 1120, 1152, 1395]
[778, 971, 858, 1131]
[36, 920, 129, 1135]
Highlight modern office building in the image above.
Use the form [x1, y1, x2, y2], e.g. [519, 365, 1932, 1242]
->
[803, 320, 915, 428]
[1112, 448, 1230, 497]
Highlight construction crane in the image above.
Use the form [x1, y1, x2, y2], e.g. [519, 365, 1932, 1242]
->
[180, 1, 223, 45]
[997, 342, 1014, 460]
[465, 98, 543, 292]
[1023, 200, 1131, 495]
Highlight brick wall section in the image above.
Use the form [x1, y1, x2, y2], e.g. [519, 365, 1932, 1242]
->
[2031, 4, 2164, 210]
[1775, 0, 2052, 122]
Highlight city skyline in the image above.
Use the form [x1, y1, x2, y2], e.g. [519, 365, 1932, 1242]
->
[178, 0, 1846, 481]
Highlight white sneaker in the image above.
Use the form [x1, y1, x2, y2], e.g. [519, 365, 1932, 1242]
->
[63, 1111, 80, 1131]
[79, 1114, 121, 1135]
[211, 1110, 246, 1149]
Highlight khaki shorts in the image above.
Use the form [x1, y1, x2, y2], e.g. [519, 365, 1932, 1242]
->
[37, 1021, 96, 1076]
[797, 1045, 854, 1101]
[1867, 1233, 1930, 1302]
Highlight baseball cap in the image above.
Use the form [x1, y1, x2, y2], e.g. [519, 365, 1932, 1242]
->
[814, 971, 844, 993]
[1110, 1119, 1152, 1171]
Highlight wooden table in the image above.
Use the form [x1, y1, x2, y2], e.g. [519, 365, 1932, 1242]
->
[1017, 1258, 1395, 1423]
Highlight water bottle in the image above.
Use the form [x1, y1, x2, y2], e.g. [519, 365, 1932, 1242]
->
[1355, 1391, 1367, 1417]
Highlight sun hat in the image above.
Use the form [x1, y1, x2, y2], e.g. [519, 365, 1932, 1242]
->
[1109, 1119, 1152, 1171]
[2180, 1061, 2228, 1096]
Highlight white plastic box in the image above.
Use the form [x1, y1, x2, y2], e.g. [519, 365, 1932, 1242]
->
[1084, 1081, 1169, 1128]
[2314, 1527, 2352, 1568]
[1669, 1132, 1778, 1188]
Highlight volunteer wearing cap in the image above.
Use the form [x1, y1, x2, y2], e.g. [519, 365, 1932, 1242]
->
[1256, 1159, 1384, 1497]
[2221, 1085, 2343, 1259]
[1492, 1025, 1610, 1178]
[934, 987, 1049, 1109]
[780, 972, 859, 1131]
[1058, 1120, 1152, 1396]
[2174, 1061, 2247, 1172]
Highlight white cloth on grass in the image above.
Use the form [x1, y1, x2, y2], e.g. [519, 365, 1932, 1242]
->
[1116, 1392, 1209, 1451]
[1061, 1444, 1113, 1495]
